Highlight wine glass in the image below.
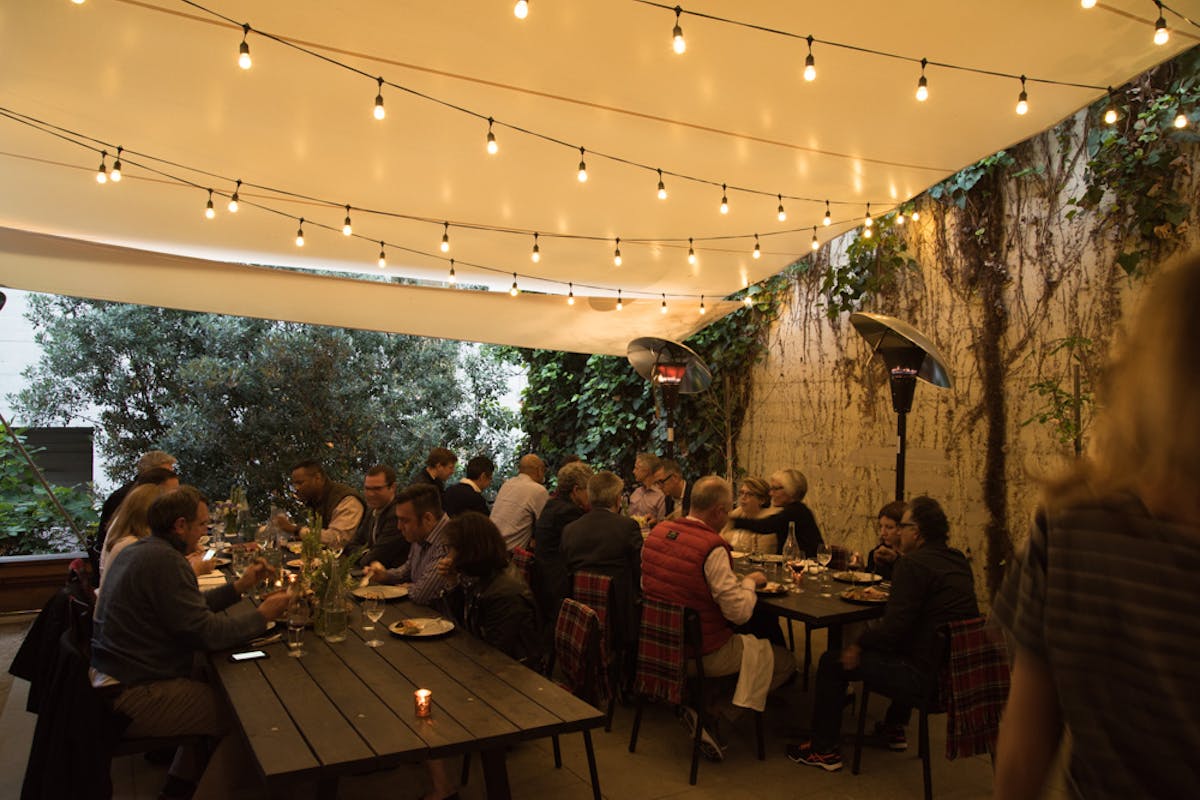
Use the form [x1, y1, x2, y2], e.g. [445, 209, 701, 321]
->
[816, 543, 833, 597]
[362, 593, 385, 648]
[286, 600, 309, 658]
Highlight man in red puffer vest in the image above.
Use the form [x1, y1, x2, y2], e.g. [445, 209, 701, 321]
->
[642, 476, 796, 760]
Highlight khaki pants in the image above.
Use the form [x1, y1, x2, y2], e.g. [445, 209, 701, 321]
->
[691, 634, 795, 721]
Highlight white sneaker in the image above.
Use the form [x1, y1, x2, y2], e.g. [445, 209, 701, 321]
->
[677, 706, 726, 762]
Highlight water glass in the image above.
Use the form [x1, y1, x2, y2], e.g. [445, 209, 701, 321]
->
[362, 593, 385, 648]
[816, 544, 833, 597]
[287, 604, 309, 658]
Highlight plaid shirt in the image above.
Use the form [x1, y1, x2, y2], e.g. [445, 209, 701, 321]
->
[554, 598, 609, 707]
[571, 571, 611, 640]
[941, 617, 1010, 760]
[633, 598, 685, 705]
[511, 546, 534, 588]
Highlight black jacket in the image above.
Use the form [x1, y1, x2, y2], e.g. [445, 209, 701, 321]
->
[562, 508, 643, 647]
[443, 481, 489, 517]
[532, 497, 587, 620]
[455, 569, 543, 668]
[734, 501, 823, 556]
[352, 498, 409, 568]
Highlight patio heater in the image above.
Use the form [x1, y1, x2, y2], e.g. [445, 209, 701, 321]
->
[850, 313, 953, 502]
[626, 337, 712, 457]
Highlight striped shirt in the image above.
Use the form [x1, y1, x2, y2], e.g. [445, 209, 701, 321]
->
[993, 492, 1200, 798]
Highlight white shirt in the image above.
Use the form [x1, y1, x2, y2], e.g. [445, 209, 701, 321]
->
[702, 546, 758, 625]
[306, 496, 363, 548]
[489, 473, 549, 551]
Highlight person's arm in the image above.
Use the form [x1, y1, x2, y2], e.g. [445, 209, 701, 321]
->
[703, 548, 758, 625]
[993, 648, 1063, 800]
[408, 540, 452, 605]
[856, 556, 926, 651]
[157, 557, 264, 649]
[322, 496, 364, 548]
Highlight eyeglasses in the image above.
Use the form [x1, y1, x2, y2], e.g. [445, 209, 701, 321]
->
[768, 484, 784, 491]
[898, 521, 918, 529]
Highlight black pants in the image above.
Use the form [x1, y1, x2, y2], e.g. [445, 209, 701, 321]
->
[810, 648, 930, 752]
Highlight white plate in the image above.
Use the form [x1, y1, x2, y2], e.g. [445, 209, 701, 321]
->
[832, 571, 883, 585]
[749, 553, 786, 563]
[730, 550, 748, 559]
[352, 584, 408, 600]
[388, 617, 455, 638]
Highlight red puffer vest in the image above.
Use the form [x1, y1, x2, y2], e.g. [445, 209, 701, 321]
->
[641, 517, 734, 655]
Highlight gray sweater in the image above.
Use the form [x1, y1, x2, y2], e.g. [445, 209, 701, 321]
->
[92, 535, 265, 684]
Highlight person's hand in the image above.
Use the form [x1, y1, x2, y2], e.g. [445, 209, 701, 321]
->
[840, 644, 862, 670]
[273, 513, 298, 535]
[874, 546, 898, 565]
[256, 590, 291, 622]
[188, 553, 216, 576]
[745, 570, 768, 589]
[364, 561, 389, 584]
[235, 558, 276, 594]
[435, 555, 457, 579]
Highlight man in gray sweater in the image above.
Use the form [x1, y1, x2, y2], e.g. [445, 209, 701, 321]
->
[92, 485, 289, 800]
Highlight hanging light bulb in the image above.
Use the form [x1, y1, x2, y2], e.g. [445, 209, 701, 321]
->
[95, 151, 108, 184]
[531, 232, 540, 263]
[777, 194, 787, 222]
[656, 169, 668, 200]
[448, 259, 457, 284]
[617, 290, 623, 311]
[1101, 86, 1118, 124]
[71, 0, 85, 4]
[1016, 75, 1029, 116]
[661, 294, 668, 314]
[486, 117, 498, 155]
[510, 273, 520, 296]
[911, 208, 921, 221]
[1154, 3, 1169, 45]
[238, 24, 252, 70]
[753, 233, 761, 259]
[377, 242, 386, 268]
[295, 218, 305, 247]
[373, 77, 386, 120]
[204, 190, 215, 219]
[811, 227, 819, 251]
[743, 296, 753, 308]
[699, 296, 707, 315]
[672, 7, 686, 54]
[567, 283, 575, 306]
[514, 0, 529, 20]
[916, 58, 929, 102]
[1175, 112, 1189, 128]
[1080, 0, 1096, 7]
[228, 179, 241, 213]
[614, 238, 623, 266]
[803, 35, 816, 82]
[342, 205, 353, 236]
[687, 237, 697, 265]
[109, 146, 123, 182]
[577, 147, 588, 182]
[823, 200, 832, 226]
[863, 227, 873, 239]
[864, 203, 873, 228]
[719, 184, 729, 215]
[440, 222, 450, 253]
[896, 210, 906, 225]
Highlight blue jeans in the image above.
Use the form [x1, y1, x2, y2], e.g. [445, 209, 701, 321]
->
[810, 647, 931, 752]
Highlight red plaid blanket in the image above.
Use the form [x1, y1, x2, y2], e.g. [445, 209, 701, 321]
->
[511, 547, 534, 588]
[554, 598, 609, 707]
[572, 571, 611, 640]
[941, 617, 1010, 760]
[633, 598, 685, 706]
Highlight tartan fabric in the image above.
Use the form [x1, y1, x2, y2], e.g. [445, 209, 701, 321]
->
[571, 571, 611, 640]
[941, 617, 1010, 760]
[633, 598, 685, 706]
[511, 546, 535, 588]
[554, 598, 609, 707]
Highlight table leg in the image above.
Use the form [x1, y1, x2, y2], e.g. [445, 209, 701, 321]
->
[480, 746, 512, 800]
[316, 776, 339, 800]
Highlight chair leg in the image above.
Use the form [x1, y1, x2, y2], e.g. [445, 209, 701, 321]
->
[920, 710, 932, 800]
[582, 729, 602, 800]
[689, 706, 704, 786]
[802, 625, 812, 691]
[460, 752, 471, 786]
[552, 734, 562, 768]
[852, 686, 871, 775]
[787, 619, 795, 652]
[627, 698, 644, 752]
[604, 692, 616, 733]
[755, 710, 765, 761]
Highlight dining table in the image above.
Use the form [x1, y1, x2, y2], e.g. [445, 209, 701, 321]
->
[209, 592, 605, 800]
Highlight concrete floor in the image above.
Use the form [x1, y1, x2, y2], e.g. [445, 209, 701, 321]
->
[1, 612, 1031, 800]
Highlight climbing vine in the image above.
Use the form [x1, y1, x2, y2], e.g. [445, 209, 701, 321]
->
[820, 211, 920, 318]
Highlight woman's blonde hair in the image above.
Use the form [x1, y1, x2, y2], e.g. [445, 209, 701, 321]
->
[739, 477, 771, 506]
[770, 468, 808, 503]
[104, 483, 165, 551]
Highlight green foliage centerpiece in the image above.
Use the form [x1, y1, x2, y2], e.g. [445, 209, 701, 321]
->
[297, 511, 362, 637]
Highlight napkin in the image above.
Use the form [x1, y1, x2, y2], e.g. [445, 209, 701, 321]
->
[197, 573, 228, 589]
[732, 634, 774, 712]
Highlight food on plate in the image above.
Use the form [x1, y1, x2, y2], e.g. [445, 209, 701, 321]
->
[841, 586, 889, 603]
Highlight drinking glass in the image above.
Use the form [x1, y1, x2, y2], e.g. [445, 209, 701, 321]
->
[816, 543, 833, 597]
[287, 601, 309, 658]
[232, 548, 252, 579]
[362, 593, 385, 648]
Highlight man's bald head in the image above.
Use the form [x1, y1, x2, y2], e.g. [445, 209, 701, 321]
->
[518, 454, 546, 484]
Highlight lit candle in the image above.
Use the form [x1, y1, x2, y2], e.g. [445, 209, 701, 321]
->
[414, 689, 432, 718]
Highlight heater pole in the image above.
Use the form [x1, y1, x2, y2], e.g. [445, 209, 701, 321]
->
[895, 410, 907, 502]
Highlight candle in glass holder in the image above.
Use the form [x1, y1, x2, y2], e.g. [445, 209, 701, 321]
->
[414, 689, 432, 718]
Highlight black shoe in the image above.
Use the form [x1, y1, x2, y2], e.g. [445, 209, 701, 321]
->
[872, 721, 908, 751]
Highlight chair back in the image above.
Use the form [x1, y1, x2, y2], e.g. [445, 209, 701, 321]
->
[571, 571, 612, 642]
[829, 545, 851, 571]
[940, 616, 1010, 760]
[511, 546, 535, 588]
[631, 598, 703, 706]
[68, 557, 97, 603]
[554, 598, 609, 708]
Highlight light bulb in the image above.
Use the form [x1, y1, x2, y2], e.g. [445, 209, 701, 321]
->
[72, 0, 85, 4]
[743, 296, 753, 308]
[863, 227, 873, 239]
[1175, 112, 1188, 128]
[915, 58, 929, 102]
[377, 243, 386, 268]
[896, 211, 906, 225]
[661, 294, 668, 314]
[657, 169, 668, 200]
[577, 147, 588, 182]
[510, 274, 519, 297]
[228, 180, 241, 213]
[614, 238, 622, 267]
[238, 25, 252, 70]
[448, 259, 457, 284]
[699, 296, 706, 315]
[1104, 107, 1117, 124]
[672, 9, 686, 55]
[823, 201, 832, 226]
[1016, 76, 1029, 116]
[864, 204, 873, 228]
[911, 209, 920, 221]
[95, 152, 107, 184]
[616, 290, 623, 311]
[342, 206, 353, 236]
[109, 147, 123, 182]
[803, 36, 816, 82]
[440, 222, 450, 253]
[295, 219, 305, 247]
[531, 232, 540, 263]
[1154, 14, 1168, 45]
[719, 184, 729, 214]
[373, 78, 385, 120]
[514, 0, 528, 20]
[753, 233, 761, 259]
[687, 238, 696, 265]
[486, 118, 498, 154]
[567, 284, 575, 305]
[777, 194, 786, 222]
[811, 227, 819, 251]
[1080, 0, 1096, 7]
[204, 190, 215, 219]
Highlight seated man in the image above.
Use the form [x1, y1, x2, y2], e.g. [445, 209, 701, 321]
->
[442, 455, 494, 517]
[91, 486, 289, 800]
[490, 454, 549, 551]
[352, 465, 409, 568]
[410, 446, 458, 492]
[790, 495, 979, 772]
[273, 460, 365, 548]
[364, 483, 454, 605]
[641, 476, 796, 761]
[627, 452, 666, 525]
[658, 459, 692, 519]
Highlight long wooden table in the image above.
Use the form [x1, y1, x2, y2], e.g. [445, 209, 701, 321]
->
[210, 598, 604, 799]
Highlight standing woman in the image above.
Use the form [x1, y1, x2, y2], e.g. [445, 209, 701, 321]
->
[993, 252, 1200, 799]
[733, 468, 824, 556]
[866, 501, 906, 580]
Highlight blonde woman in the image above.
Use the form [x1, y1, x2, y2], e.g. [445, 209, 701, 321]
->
[722, 476, 781, 553]
[99, 484, 214, 588]
[732, 468, 824, 556]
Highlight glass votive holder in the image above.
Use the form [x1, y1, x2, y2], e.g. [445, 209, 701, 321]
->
[414, 689, 432, 718]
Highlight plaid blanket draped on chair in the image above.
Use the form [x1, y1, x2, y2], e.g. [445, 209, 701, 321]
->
[941, 617, 1010, 760]
[571, 572, 611, 639]
[554, 598, 609, 708]
[632, 598, 685, 706]
[511, 547, 535, 588]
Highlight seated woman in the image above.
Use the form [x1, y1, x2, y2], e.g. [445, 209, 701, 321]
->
[866, 501, 906, 580]
[722, 476, 781, 554]
[98, 483, 215, 589]
[731, 468, 824, 556]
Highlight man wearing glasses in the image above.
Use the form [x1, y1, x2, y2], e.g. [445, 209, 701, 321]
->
[352, 465, 409, 568]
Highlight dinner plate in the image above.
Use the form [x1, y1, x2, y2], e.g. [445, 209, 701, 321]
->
[388, 618, 455, 638]
[352, 584, 408, 600]
[839, 588, 889, 605]
[832, 570, 883, 585]
[286, 558, 318, 570]
[756, 582, 788, 596]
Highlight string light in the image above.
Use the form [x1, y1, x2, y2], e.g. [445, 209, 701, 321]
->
[485, 117, 498, 154]
[1175, 112, 1189, 128]
[373, 77, 386, 120]
[448, 259, 457, 284]
[377, 242, 386, 268]
[916, 58, 929, 102]
[577, 147, 588, 182]
[295, 218, 305, 247]
[95, 150, 108, 184]
[863, 226, 873, 239]
[656, 169, 667, 200]
[342, 205, 353, 236]
[514, 0, 529, 20]
[823, 200, 832, 226]
[719, 184, 729, 215]
[777, 194, 787, 222]
[567, 283, 575, 305]
[440, 222, 450, 253]
[864, 203, 873, 228]
[699, 295, 706, 315]
[753, 233, 761, 259]
[204, 189, 215, 219]
[617, 289, 624, 310]
[1016, 75, 1029, 116]
[911, 208, 921, 221]
[1080, 0, 1096, 7]
[510, 273, 520, 296]
[895, 209, 906, 225]
[1104, 87, 1118, 125]
[672, 6, 686, 54]
[237, 24, 252, 70]
[531, 232, 540, 263]
[109, 146, 123, 182]
[71, 0, 85, 4]
[687, 237, 696, 265]
[661, 293, 668, 314]
[811, 227, 819, 251]
[743, 296, 753, 308]
[1153, 3, 1169, 45]
[613, 238, 622, 266]
[803, 35, 816, 82]
[227, 179, 241, 213]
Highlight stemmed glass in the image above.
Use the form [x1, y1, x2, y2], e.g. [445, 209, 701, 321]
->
[816, 543, 833, 597]
[362, 592, 385, 648]
[286, 598, 310, 658]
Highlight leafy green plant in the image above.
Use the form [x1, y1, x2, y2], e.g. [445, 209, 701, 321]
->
[0, 428, 98, 556]
[1021, 337, 1095, 450]
[821, 212, 920, 318]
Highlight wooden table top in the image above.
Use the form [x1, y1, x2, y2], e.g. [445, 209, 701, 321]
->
[734, 558, 887, 628]
[210, 597, 604, 789]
